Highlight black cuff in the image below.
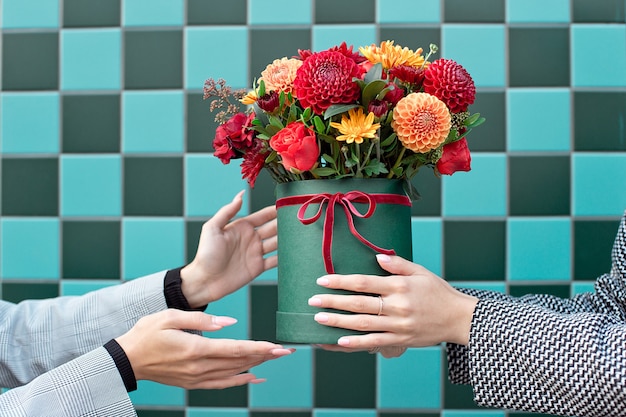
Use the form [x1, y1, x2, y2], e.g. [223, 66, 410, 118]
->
[104, 339, 137, 392]
[164, 267, 207, 311]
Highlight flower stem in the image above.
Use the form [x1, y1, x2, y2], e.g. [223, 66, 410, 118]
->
[355, 143, 362, 177]
[386, 147, 406, 178]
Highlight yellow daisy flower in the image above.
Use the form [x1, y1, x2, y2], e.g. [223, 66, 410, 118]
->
[240, 90, 258, 105]
[359, 40, 425, 69]
[330, 108, 381, 144]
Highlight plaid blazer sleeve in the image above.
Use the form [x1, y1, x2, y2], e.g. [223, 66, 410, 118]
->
[0, 271, 168, 388]
[0, 347, 137, 417]
[447, 213, 626, 417]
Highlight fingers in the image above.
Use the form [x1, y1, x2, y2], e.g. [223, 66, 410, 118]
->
[242, 205, 277, 229]
[263, 254, 278, 271]
[159, 310, 238, 332]
[208, 191, 246, 230]
[376, 254, 423, 276]
[308, 293, 380, 315]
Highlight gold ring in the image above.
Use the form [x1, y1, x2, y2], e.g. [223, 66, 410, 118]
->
[377, 295, 384, 316]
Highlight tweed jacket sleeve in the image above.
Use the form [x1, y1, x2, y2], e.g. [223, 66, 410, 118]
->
[0, 270, 169, 416]
[447, 213, 626, 417]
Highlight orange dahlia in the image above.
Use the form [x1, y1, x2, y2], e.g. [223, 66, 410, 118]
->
[293, 50, 362, 115]
[423, 59, 476, 113]
[260, 57, 302, 95]
[392, 92, 451, 153]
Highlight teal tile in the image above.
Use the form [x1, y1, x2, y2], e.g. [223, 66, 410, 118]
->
[62, 94, 120, 153]
[572, 25, 626, 87]
[1, 219, 59, 279]
[62, 221, 121, 279]
[574, 92, 626, 151]
[122, 91, 184, 153]
[312, 25, 377, 52]
[468, 91, 505, 152]
[508, 218, 571, 281]
[510, 284, 570, 299]
[124, 30, 183, 89]
[1, 0, 59, 28]
[574, 220, 621, 280]
[509, 28, 570, 87]
[2, 32, 59, 91]
[249, 346, 312, 408]
[507, 0, 570, 22]
[61, 29, 121, 90]
[444, 0, 504, 22]
[314, 411, 376, 417]
[454, 282, 506, 293]
[378, 27, 440, 57]
[412, 218, 443, 276]
[507, 89, 570, 151]
[123, 0, 184, 26]
[410, 166, 442, 216]
[185, 155, 249, 217]
[378, 347, 441, 409]
[186, 155, 250, 216]
[61, 155, 121, 216]
[573, 154, 626, 216]
[572, 282, 596, 296]
[315, 350, 376, 408]
[129, 381, 185, 406]
[2, 282, 59, 303]
[250, 285, 278, 342]
[63, 0, 120, 27]
[187, 0, 247, 25]
[443, 154, 507, 217]
[442, 25, 506, 87]
[188, 385, 247, 407]
[1, 158, 59, 216]
[186, 27, 248, 89]
[187, 92, 213, 153]
[315, 0, 375, 23]
[123, 157, 183, 216]
[572, 0, 625, 22]
[1, 93, 60, 153]
[378, 0, 440, 23]
[188, 409, 248, 417]
[60, 280, 118, 295]
[122, 218, 185, 279]
[203, 286, 249, 340]
[250, 0, 312, 24]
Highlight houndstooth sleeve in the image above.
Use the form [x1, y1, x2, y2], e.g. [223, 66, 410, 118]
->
[447, 213, 626, 416]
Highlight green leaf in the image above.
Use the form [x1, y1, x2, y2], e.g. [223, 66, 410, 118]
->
[258, 79, 266, 97]
[265, 151, 278, 163]
[362, 159, 389, 176]
[268, 115, 284, 129]
[253, 103, 270, 125]
[362, 80, 388, 108]
[467, 116, 486, 128]
[311, 167, 337, 176]
[302, 106, 312, 122]
[364, 63, 383, 84]
[322, 153, 335, 164]
[380, 132, 397, 147]
[313, 115, 326, 133]
[464, 112, 480, 126]
[324, 104, 359, 120]
[287, 104, 298, 124]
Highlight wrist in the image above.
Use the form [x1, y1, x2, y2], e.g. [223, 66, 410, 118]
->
[180, 263, 209, 309]
[448, 292, 478, 346]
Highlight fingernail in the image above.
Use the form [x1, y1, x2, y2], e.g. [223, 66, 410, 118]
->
[376, 254, 391, 263]
[314, 313, 329, 323]
[214, 316, 238, 326]
[270, 348, 293, 356]
[338, 337, 350, 346]
[250, 378, 266, 384]
[317, 277, 330, 286]
[308, 297, 322, 306]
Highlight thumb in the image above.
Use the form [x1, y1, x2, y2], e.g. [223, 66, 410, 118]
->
[375, 254, 422, 276]
[208, 190, 245, 230]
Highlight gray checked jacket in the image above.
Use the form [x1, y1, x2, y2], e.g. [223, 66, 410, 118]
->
[448, 212, 626, 417]
[0, 270, 169, 416]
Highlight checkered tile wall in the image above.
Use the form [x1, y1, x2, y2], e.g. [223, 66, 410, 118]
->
[1, 0, 625, 416]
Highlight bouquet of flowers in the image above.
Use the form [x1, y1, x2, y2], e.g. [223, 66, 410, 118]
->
[203, 40, 484, 192]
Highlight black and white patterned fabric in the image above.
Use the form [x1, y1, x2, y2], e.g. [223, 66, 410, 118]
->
[447, 212, 626, 417]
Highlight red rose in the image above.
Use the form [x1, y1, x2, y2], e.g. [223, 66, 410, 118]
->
[436, 138, 471, 175]
[213, 112, 255, 163]
[269, 122, 319, 172]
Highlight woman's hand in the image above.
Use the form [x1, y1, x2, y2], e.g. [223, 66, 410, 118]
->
[116, 309, 293, 389]
[308, 254, 478, 357]
[181, 191, 277, 308]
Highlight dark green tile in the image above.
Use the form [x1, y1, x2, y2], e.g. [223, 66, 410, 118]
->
[574, 220, 620, 280]
[444, 375, 478, 408]
[250, 284, 278, 343]
[410, 167, 442, 217]
[251, 413, 311, 417]
[187, 92, 213, 153]
[379, 27, 441, 55]
[124, 30, 183, 89]
[509, 28, 569, 87]
[314, 350, 375, 408]
[444, 0, 504, 22]
[574, 92, 626, 151]
[2, 33, 58, 91]
[63, 0, 120, 27]
[467, 91, 505, 152]
[509, 156, 570, 216]
[444, 221, 505, 281]
[188, 386, 247, 407]
[2, 158, 58, 216]
[185, 221, 203, 265]
[250, 29, 311, 84]
[123, 157, 183, 216]
[135, 410, 184, 417]
[62, 221, 121, 279]
[509, 284, 570, 299]
[187, 0, 247, 25]
[2, 283, 59, 303]
[62, 94, 121, 153]
[250, 170, 278, 214]
[573, 0, 625, 22]
[315, 0, 375, 23]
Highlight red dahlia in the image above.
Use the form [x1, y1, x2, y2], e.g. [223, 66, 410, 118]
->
[293, 50, 362, 115]
[241, 141, 267, 188]
[423, 59, 476, 113]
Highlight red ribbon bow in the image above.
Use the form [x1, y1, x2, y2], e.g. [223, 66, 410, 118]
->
[276, 191, 411, 274]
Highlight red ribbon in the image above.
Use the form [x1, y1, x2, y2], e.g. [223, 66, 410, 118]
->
[276, 191, 412, 274]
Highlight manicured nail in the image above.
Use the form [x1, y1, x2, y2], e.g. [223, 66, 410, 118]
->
[270, 348, 293, 356]
[308, 297, 322, 306]
[214, 316, 238, 326]
[376, 254, 391, 263]
[250, 378, 266, 384]
[314, 313, 329, 323]
[317, 277, 330, 286]
[337, 337, 350, 346]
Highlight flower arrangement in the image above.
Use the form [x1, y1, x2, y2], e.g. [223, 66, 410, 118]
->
[204, 40, 484, 191]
